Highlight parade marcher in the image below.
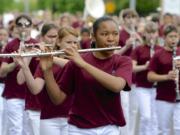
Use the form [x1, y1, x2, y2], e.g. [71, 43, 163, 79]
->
[148, 24, 180, 135]
[159, 13, 174, 37]
[80, 27, 91, 49]
[0, 28, 8, 135]
[116, 8, 143, 135]
[131, 21, 162, 135]
[16, 23, 59, 135]
[117, 8, 142, 56]
[41, 16, 132, 135]
[58, 13, 71, 28]
[0, 14, 38, 135]
[16, 26, 78, 135]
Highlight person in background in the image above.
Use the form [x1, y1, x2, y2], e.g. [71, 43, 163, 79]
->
[148, 24, 180, 135]
[0, 28, 8, 51]
[58, 13, 71, 28]
[0, 14, 38, 135]
[80, 27, 91, 49]
[159, 13, 174, 37]
[131, 21, 162, 135]
[116, 8, 143, 135]
[0, 28, 8, 135]
[117, 8, 142, 56]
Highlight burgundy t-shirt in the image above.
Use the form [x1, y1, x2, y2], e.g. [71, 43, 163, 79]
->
[131, 45, 162, 88]
[159, 25, 164, 37]
[119, 28, 132, 56]
[25, 58, 42, 111]
[58, 52, 132, 128]
[34, 64, 73, 119]
[2, 38, 37, 99]
[148, 47, 180, 102]
[0, 48, 5, 83]
[80, 39, 91, 49]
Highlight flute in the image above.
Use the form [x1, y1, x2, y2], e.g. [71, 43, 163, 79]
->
[24, 43, 53, 48]
[131, 25, 137, 49]
[150, 39, 157, 87]
[19, 32, 26, 52]
[150, 39, 155, 58]
[124, 25, 137, 49]
[172, 46, 180, 102]
[0, 46, 121, 58]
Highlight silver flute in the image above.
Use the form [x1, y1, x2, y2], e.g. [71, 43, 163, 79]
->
[19, 32, 26, 52]
[24, 43, 53, 48]
[150, 39, 157, 87]
[0, 46, 121, 58]
[130, 25, 136, 49]
[172, 46, 180, 102]
[150, 39, 155, 58]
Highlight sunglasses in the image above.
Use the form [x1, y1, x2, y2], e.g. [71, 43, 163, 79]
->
[16, 23, 31, 28]
[16, 18, 31, 28]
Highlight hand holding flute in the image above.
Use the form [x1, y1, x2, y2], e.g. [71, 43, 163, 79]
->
[39, 47, 54, 72]
[63, 45, 87, 69]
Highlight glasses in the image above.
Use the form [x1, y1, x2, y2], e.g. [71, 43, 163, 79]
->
[16, 18, 32, 28]
[16, 23, 31, 28]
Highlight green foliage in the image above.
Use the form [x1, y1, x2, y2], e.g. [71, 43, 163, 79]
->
[0, 0, 38, 14]
[113, 0, 160, 16]
[37, 0, 84, 14]
[136, 0, 160, 16]
[113, 0, 129, 15]
[0, 0, 160, 16]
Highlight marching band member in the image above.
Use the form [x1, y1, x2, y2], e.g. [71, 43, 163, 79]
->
[148, 24, 180, 135]
[0, 14, 38, 135]
[0, 28, 9, 135]
[117, 8, 142, 56]
[131, 21, 162, 135]
[16, 23, 59, 135]
[41, 16, 132, 135]
[116, 8, 143, 135]
[16, 26, 78, 135]
[80, 27, 91, 49]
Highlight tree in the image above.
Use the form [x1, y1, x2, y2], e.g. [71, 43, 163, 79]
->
[0, 0, 161, 16]
[137, 0, 160, 16]
[37, 0, 84, 14]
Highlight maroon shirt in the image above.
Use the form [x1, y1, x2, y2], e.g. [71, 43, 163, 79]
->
[25, 58, 42, 111]
[119, 28, 132, 56]
[34, 64, 72, 119]
[148, 47, 180, 102]
[119, 28, 138, 83]
[0, 48, 5, 83]
[80, 39, 91, 49]
[57, 52, 132, 128]
[131, 45, 162, 88]
[2, 38, 37, 99]
[159, 25, 164, 37]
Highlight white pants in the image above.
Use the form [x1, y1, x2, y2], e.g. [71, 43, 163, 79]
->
[129, 85, 139, 135]
[23, 110, 40, 135]
[0, 83, 5, 135]
[120, 91, 130, 135]
[136, 87, 158, 135]
[5, 98, 25, 135]
[2, 97, 8, 135]
[40, 117, 68, 135]
[68, 124, 121, 135]
[156, 100, 180, 135]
